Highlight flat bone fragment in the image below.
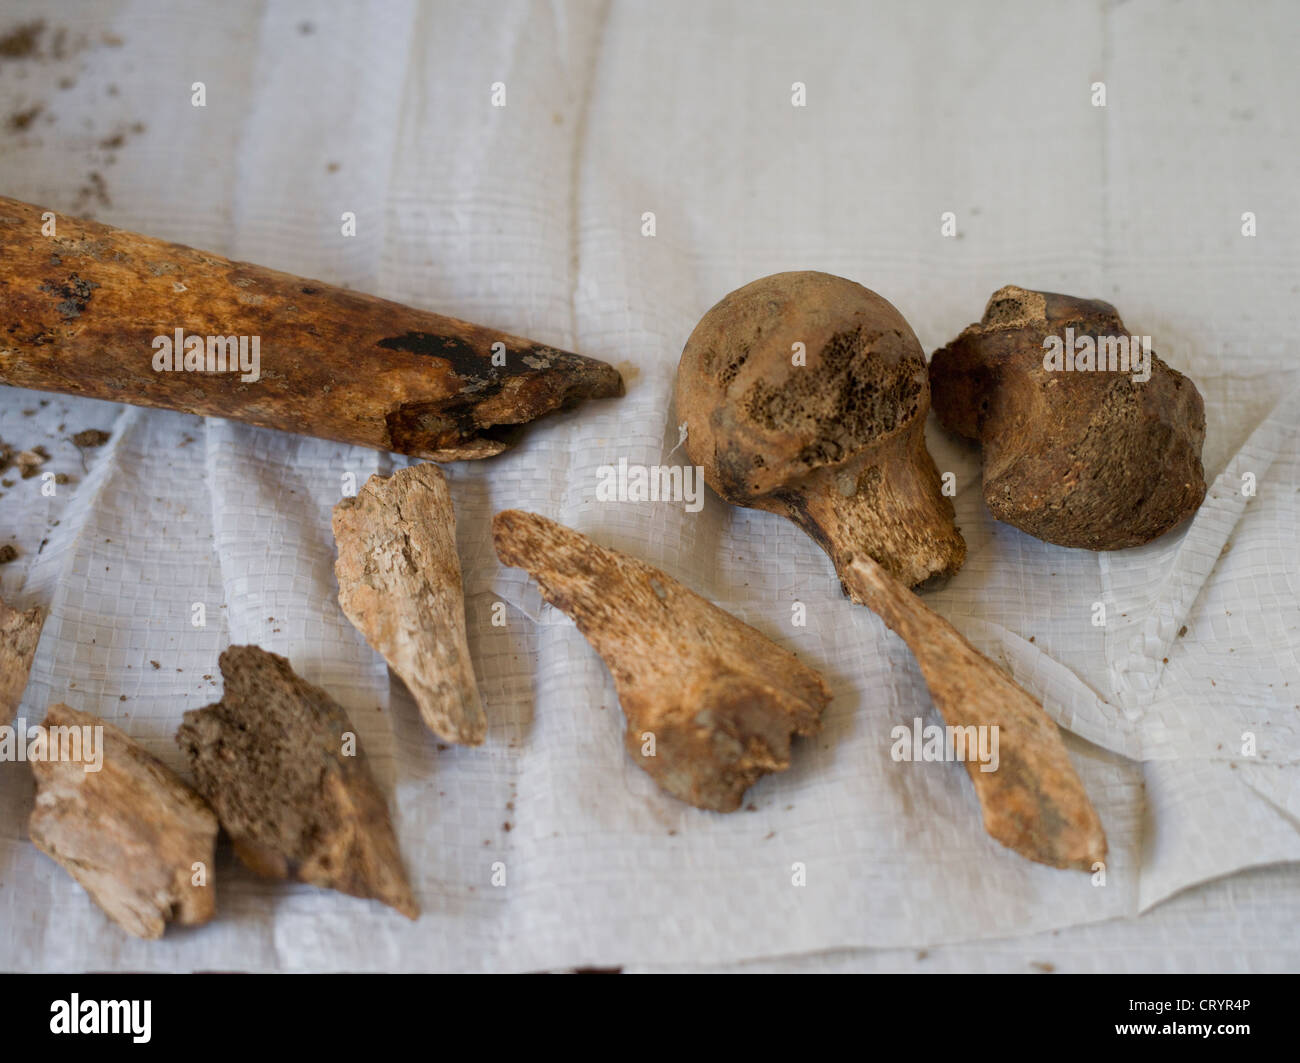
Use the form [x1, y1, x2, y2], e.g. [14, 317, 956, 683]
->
[28, 703, 219, 939]
[0, 594, 43, 726]
[176, 645, 418, 918]
[492, 510, 831, 812]
[0, 195, 623, 460]
[333, 463, 484, 745]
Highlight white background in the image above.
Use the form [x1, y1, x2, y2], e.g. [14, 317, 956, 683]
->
[0, 0, 1297, 971]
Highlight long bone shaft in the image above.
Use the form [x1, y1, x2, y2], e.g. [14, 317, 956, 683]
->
[0, 196, 622, 460]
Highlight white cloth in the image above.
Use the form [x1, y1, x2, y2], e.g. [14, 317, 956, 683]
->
[1, 0, 1297, 971]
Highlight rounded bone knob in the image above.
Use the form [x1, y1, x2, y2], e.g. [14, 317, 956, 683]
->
[676, 271, 965, 591]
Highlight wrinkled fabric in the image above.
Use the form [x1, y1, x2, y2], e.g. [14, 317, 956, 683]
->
[0, 0, 1296, 971]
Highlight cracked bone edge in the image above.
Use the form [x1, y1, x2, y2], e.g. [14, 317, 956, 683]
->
[0, 595, 43, 727]
[332, 463, 486, 745]
[492, 509, 831, 812]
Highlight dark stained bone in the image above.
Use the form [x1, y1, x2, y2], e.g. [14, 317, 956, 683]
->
[0, 196, 622, 460]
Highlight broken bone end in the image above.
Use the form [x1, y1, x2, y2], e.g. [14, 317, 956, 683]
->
[177, 645, 419, 919]
[332, 463, 487, 747]
[492, 510, 831, 812]
[29, 703, 219, 938]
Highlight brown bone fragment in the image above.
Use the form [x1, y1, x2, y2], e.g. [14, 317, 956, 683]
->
[176, 645, 418, 918]
[492, 510, 831, 812]
[0, 594, 43, 725]
[0, 196, 623, 460]
[29, 703, 219, 939]
[676, 273, 1106, 869]
[675, 271, 965, 591]
[333, 463, 485, 745]
[929, 285, 1207, 548]
[846, 557, 1107, 870]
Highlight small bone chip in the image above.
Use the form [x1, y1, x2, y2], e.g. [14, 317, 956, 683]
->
[0, 594, 43, 726]
[28, 703, 219, 939]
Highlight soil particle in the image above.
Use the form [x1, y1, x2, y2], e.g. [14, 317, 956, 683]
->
[7, 104, 42, 132]
[71, 428, 111, 447]
[17, 446, 49, 478]
[0, 21, 44, 60]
